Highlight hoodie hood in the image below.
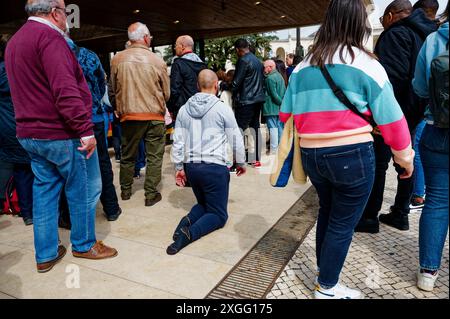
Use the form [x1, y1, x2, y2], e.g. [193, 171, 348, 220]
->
[185, 93, 220, 118]
[181, 52, 203, 63]
[437, 22, 449, 41]
[175, 53, 206, 74]
[398, 8, 438, 39]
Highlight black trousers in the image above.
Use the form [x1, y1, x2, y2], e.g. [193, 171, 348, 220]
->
[234, 102, 263, 162]
[362, 134, 414, 219]
[94, 121, 120, 216]
[0, 160, 33, 220]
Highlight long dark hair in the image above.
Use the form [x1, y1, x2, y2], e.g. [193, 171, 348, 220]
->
[272, 58, 288, 86]
[307, 0, 376, 67]
[441, 0, 449, 22]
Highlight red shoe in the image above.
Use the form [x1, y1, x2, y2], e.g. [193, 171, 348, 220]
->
[252, 161, 262, 168]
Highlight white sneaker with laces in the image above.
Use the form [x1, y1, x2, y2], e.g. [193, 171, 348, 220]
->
[314, 283, 362, 299]
[417, 268, 438, 292]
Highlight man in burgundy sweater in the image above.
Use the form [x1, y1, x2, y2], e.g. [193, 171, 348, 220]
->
[5, 0, 117, 273]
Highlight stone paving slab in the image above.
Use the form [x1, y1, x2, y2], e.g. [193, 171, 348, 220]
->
[267, 166, 449, 299]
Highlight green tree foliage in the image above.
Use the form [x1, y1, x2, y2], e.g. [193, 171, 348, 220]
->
[204, 33, 278, 71]
[163, 46, 174, 65]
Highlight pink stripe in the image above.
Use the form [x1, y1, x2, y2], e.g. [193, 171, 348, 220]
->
[279, 112, 291, 123]
[293, 110, 370, 134]
[378, 117, 411, 151]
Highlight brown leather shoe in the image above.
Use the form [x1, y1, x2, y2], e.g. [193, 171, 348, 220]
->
[145, 193, 162, 207]
[121, 192, 131, 201]
[37, 245, 67, 273]
[72, 241, 118, 260]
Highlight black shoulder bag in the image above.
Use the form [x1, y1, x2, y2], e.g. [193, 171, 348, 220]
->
[320, 66, 377, 128]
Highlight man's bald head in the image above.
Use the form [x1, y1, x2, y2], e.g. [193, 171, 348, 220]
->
[175, 35, 195, 56]
[198, 69, 218, 94]
[264, 59, 276, 75]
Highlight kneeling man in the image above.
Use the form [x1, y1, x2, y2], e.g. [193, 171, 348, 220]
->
[168, 69, 246, 255]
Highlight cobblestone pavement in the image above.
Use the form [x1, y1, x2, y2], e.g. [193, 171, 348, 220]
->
[267, 168, 449, 299]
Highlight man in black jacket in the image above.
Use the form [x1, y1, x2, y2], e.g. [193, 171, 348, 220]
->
[356, 0, 438, 233]
[232, 39, 266, 167]
[167, 35, 207, 120]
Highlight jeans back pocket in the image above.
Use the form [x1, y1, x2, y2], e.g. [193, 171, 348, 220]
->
[323, 148, 366, 185]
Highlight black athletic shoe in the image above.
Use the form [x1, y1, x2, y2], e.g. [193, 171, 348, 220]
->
[355, 218, 379, 234]
[379, 211, 409, 231]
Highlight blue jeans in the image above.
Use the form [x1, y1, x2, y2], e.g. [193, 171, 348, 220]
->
[185, 163, 230, 242]
[135, 139, 146, 175]
[301, 142, 375, 288]
[419, 125, 449, 271]
[266, 116, 283, 152]
[413, 120, 426, 197]
[19, 138, 101, 263]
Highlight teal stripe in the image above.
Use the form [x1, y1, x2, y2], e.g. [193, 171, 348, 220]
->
[286, 64, 404, 126]
[290, 65, 384, 102]
[291, 89, 371, 114]
[370, 83, 404, 125]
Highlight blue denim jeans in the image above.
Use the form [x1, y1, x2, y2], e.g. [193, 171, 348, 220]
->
[266, 116, 283, 152]
[419, 125, 449, 271]
[413, 120, 426, 197]
[301, 142, 375, 288]
[19, 138, 101, 263]
[185, 163, 230, 242]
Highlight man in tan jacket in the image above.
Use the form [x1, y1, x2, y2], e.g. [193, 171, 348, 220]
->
[111, 22, 170, 207]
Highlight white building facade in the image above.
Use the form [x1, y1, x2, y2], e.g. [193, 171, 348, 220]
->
[270, 0, 384, 61]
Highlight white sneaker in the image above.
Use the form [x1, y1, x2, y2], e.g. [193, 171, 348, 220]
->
[314, 283, 362, 299]
[417, 268, 439, 292]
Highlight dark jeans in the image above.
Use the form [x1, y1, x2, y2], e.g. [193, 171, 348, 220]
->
[0, 161, 33, 220]
[94, 122, 120, 216]
[301, 142, 375, 288]
[362, 134, 414, 219]
[120, 120, 165, 200]
[185, 163, 230, 242]
[14, 163, 34, 220]
[112, 120, 147, 174]
[135, 139, 146, 176]
[235, 103, 262, 162]
[112, 119, 122, 160]
[0, 160, 13, 201]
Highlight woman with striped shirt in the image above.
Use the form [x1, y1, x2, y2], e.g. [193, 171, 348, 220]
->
[280, 0, 414, 299]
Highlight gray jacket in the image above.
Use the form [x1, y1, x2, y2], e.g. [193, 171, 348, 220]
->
[171, 93, 246, 170]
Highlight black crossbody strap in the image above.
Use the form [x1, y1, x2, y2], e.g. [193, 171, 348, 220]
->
[320, 66, 377, 128]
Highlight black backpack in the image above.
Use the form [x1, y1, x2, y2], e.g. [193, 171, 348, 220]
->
[429, 44, 449, 128]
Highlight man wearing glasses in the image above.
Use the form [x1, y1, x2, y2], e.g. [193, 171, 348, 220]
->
[110, 22, 170, 207]
[5, 0, 118, 273]
[356, 0, 439, 234]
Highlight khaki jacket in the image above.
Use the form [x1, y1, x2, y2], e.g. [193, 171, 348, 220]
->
[111, 44, 170, 122]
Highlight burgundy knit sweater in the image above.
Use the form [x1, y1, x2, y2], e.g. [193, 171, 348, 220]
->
[5, 20, 93, 139]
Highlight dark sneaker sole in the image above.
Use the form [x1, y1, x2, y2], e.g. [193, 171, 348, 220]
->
[379, 221, 409, 231]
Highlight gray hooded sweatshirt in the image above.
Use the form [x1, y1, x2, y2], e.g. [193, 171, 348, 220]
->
[171, 93, 245, 170]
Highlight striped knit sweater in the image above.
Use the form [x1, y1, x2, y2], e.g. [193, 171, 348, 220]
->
[280, 47, 414, 169]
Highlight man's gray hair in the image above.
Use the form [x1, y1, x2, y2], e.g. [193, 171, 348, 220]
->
[128, 22, 150, 41]
[25, 0, 59, 16]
